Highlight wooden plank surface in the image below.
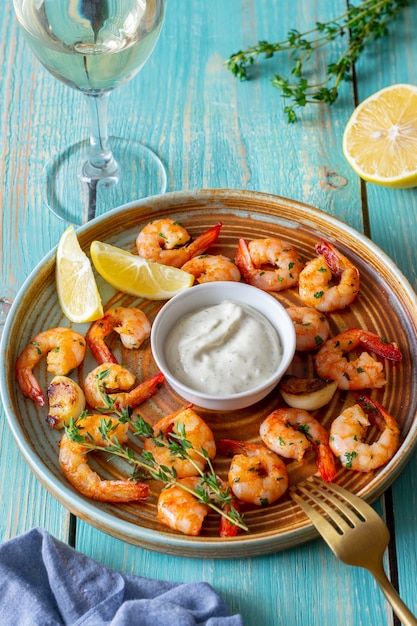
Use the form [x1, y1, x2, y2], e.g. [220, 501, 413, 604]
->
[1, 1, 416, 625]
[353, 1, 417, 617]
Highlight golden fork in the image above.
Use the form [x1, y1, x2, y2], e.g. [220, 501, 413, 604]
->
[290, 477, 417, 626]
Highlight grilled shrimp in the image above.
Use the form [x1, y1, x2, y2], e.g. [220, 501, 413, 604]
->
[157, 476, 240, 537]
[298, 240, 360, 312]
[217, 439, 289, 506]
[260, 408, 336, 483]
[286, 306, 331, 351]
[181, 254, 241, 283]
[136, 219, 222, 268]
[235, 237, 303, 292]
[86, 306, 151, 364]
[157, 477, 211, 536]
[59, 413, 149, 502]
[314, 328, 402, 390]
[16, 327, 86, 406]
[329, 395, 401, 472]
[144, 406, 216, 478]
[84, 363, 164, 411]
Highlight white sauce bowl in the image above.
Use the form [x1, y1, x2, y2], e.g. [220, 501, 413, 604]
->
[151, 282, 296, 410]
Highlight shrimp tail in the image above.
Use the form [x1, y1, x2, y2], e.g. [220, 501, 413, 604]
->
[87, 329, 119, 365]
[116, 372, 165, 410]
[355, 394, 383, 414]
[315, 445, 337, 483]
[16, 368, 45, 406]
[355, 394, 398, 431]
[315, 240, 341, 271]
[186, 222, 222, 257]
[219, 498, 241, 537]
[358, 330, 402, 361]
[234, 238, 254, 281]
[216, 438, 246, 457]
[315, 240, 354, 274]
[59, 413, 151, 502]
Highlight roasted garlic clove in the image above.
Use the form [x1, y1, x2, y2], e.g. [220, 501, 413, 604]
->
[47, 375, 86, 429]
[278, 375, 337, 411]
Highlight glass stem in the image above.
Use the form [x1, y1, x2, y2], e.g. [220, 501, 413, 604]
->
[82, 91, 119, 179]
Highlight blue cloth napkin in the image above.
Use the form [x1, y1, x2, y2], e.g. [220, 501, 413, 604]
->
[0, 527, 244, 625]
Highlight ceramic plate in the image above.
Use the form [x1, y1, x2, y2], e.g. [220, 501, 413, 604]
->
[2, 189, 417, 558]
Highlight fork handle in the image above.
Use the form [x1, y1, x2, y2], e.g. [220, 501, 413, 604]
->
[371, 562, 417, 626]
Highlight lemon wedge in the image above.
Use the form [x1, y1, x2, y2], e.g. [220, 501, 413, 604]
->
[56, 225, 104, 323]
[90, 240, 194, 300]
[343, 84, 417, 188]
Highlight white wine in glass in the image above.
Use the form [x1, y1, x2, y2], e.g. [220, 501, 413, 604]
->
[14, 0, 166, 224]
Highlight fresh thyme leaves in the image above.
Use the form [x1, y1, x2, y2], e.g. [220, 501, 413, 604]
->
[64, 404, 248, 533]
[92, 367, 133, 421]
[226, 0, 409, 122]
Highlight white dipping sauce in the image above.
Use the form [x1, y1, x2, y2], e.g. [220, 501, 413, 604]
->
[165, 300, 282, 395]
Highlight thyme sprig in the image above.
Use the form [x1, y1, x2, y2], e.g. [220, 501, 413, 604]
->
[226, 0, 408, 122]
[65, 379, 248, 532]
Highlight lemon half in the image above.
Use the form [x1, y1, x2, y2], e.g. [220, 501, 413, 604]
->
[343, 84, 417, 188]
[56, 226, 104, 323]
[90, 240, 194, 300]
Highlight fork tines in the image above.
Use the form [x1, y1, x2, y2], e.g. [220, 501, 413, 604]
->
[289, 477, 379, 538]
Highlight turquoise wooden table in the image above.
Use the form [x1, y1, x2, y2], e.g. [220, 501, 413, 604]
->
[1, 1, 417, 624]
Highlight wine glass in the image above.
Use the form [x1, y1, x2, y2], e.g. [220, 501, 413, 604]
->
[13, 0, 166, 225]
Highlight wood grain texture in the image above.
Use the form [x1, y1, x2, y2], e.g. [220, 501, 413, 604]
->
[1, 0, 417, 624]
[352, 2, 417, 615]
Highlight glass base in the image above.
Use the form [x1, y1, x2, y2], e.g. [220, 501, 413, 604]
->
[43, 137, 167, 225]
